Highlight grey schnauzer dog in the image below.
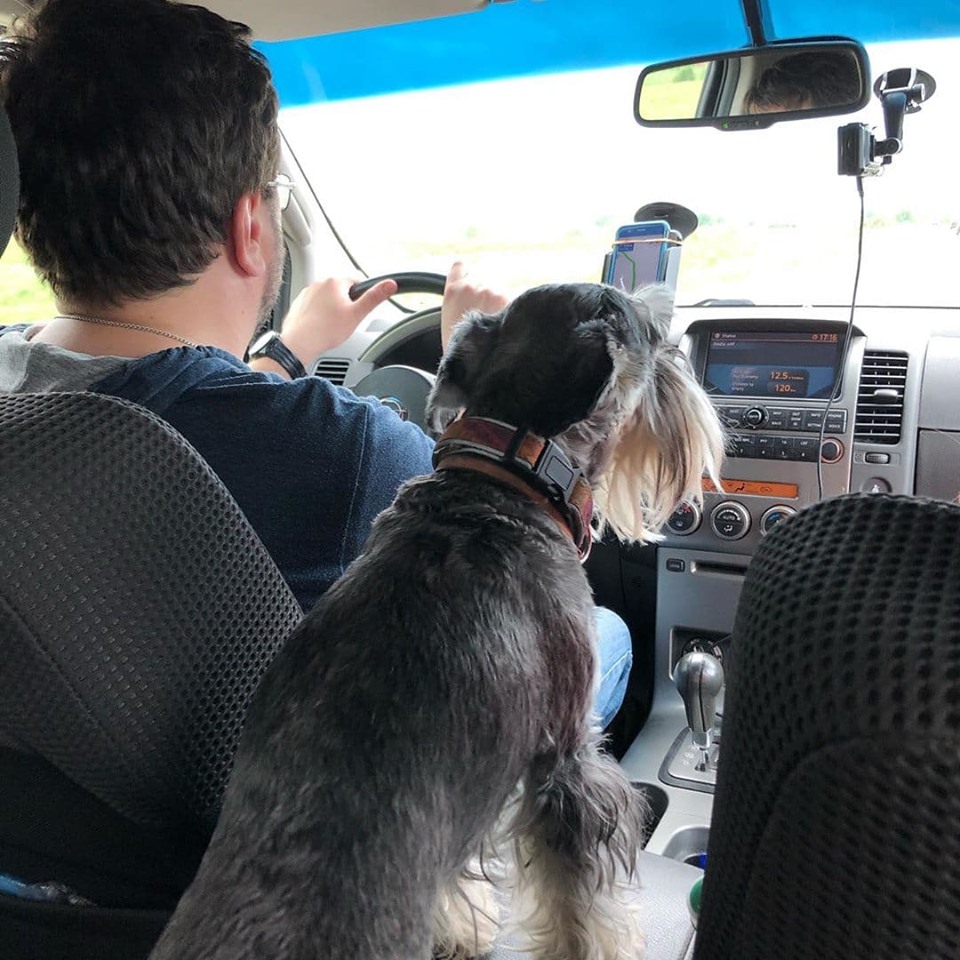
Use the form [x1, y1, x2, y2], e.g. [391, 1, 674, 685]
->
[149, 283, 724, 960]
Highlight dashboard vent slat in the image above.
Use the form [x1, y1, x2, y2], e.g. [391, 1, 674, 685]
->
[314, 358, 351, 386]
[854, 351, 908, 444]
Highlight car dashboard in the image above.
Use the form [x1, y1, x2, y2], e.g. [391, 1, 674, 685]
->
[651, 303, 958, 675]
[667, 305, 940, 548]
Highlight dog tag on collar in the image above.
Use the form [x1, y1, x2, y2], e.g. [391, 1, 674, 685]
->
[538, 450, 576, 496]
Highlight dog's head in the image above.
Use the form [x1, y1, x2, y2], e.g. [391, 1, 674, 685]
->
[426, 283, 724, 544]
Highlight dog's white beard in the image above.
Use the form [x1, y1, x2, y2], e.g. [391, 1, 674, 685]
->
[509, 837, 647, 960]
[433, 862, 501, 959]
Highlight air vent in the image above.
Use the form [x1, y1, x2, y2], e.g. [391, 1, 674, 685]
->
[314, 358, 351, 385]
[854, 351, 908, 444]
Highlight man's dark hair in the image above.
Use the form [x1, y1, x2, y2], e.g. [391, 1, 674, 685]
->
[0, 0, 280, 305]
[744, 51, 862, 114]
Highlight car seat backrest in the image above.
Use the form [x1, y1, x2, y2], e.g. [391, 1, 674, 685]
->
[0, 106, 304, 956]
[0, 392, 302, 872]
[695, 493, 960, 960]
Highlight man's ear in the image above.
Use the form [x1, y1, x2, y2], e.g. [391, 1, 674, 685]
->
[425, 311, 503, 434]
[229, 193, 268, 278]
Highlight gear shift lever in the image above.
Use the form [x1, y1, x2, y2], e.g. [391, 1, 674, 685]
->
[674, 652, 724, 769]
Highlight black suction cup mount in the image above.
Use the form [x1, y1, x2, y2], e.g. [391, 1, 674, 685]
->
[874, 68, 936, 137]
[838, 66, 935, 177]
[634, 201, 699, 240]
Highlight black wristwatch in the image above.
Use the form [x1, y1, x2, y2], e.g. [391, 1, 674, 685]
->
[248, 331, 308, 380]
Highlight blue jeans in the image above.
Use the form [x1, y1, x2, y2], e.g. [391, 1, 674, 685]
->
[593, 606, 633, 728]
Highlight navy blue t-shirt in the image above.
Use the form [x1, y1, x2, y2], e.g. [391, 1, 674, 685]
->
[93, 347, 435, 613]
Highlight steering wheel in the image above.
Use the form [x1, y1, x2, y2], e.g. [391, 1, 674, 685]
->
[347, 272, 447, 432]
[348, 271, 446, 301]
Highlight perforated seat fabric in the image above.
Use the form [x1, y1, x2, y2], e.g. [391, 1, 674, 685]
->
[0, 392, 303, 835]
[694, 493, 960, 960]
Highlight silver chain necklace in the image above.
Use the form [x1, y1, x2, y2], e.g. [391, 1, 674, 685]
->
[54, 313, 198, 348]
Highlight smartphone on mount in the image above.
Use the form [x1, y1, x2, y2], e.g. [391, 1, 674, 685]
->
[604, 220, 672, 293]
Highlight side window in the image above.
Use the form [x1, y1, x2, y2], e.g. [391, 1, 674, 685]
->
[0, 239, 293, 331]
[0, 239, 55, 327]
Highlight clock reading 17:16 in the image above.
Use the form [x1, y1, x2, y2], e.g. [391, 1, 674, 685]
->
[809, 333, 840, 342]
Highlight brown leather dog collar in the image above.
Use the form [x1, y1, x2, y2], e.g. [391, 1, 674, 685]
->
[432, 417, 594, 562]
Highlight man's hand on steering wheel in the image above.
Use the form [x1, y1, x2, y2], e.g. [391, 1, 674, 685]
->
[279, 276, 400, 372]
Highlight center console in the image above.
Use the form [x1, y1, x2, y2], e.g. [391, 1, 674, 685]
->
[621, 311, 912, 863]
[672, 318, 863, 545]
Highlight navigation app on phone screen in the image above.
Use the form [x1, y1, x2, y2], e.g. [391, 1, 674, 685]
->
[606, 222, 670, 292]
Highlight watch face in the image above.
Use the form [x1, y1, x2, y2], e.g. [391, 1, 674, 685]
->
[249, 331, 278, 356]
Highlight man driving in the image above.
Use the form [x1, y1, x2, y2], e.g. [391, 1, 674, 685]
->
[0, 0, 632, 726]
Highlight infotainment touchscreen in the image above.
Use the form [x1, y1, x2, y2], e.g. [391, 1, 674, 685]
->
[702, 331, 843, 400]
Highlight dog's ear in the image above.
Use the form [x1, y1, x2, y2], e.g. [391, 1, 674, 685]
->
[627, 283, 674, 339]
[426, 310, 503, 434]
[594, 344, 725, 544]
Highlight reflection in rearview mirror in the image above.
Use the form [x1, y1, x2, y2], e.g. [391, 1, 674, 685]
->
[635, 40, 870, 130]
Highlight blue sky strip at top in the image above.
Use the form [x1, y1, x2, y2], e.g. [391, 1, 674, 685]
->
[259, 0, 960, 107]
[259, 0, 745, 106]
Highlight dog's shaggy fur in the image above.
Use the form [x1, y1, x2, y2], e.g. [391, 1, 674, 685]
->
[149, 283, 724, 960]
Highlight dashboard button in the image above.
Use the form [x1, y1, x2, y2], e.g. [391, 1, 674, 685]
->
[756, 436, 776, 459]
[774, 437, 795, 460]
[760, 505, 798, 536]
[743, 406, 768, 428]
[665, 558, 686, 572]
[825, 410, 848, 433]
[710, 501, 751, 541]
[667, 502, 702, 535]
[802, 409, 825, 431]
[766, 408, 787, 429]
[861, 477, 892, 494]
[731, 435, 757, 458]
[865, 452, 891, 464]
[820, 438, 845, 463]
[720, 406, 744, 426]
[786, 410, 805, 431]
[794, 437, 819, 461]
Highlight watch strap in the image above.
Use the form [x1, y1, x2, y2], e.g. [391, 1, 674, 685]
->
[251, 332, 308, 380]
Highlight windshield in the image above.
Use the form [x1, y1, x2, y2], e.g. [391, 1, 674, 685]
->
[280, 37, 959, 308]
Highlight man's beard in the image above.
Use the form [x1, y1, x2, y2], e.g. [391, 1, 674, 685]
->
[254, 216, 286, 337]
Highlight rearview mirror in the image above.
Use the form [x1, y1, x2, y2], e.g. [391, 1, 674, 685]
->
[634, 39, 870, 130]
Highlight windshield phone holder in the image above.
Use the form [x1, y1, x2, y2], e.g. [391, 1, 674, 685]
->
[601, 201, 696, 307]
[838, 67, 936, 177]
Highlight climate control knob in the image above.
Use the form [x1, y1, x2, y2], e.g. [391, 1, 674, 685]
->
[760, 504, 797, 536]
[710, 501, 751, 541]
[667, 502, 702, 536]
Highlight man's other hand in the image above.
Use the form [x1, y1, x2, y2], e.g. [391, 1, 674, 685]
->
[440, 262, 510, 352]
